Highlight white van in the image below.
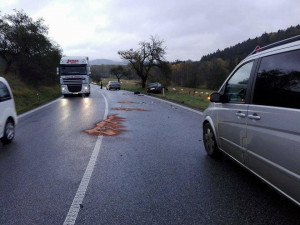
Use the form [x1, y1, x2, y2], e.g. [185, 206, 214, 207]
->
[0, 77, 17, 144]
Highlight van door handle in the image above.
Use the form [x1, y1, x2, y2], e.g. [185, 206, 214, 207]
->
[248, 113, 261, 120]
[235, 111, 246, 118]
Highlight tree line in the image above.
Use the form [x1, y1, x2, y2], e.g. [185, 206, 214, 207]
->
[113, 25, 300, 90]
[1, 10, 298, 90]
[170, 25, 300, 90]
[0, 10, 62, 84]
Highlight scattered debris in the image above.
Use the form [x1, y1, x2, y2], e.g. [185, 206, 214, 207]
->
[112, 107, 149, 112]
[80, 204, 84, 208]
[84, 115, 126, 136]
[118, 101, 137, 104]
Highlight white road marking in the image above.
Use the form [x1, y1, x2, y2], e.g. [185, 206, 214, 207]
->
[63, 91, 108, 225]
[18, 97, 63, 119]
[121, 90, 203, 115]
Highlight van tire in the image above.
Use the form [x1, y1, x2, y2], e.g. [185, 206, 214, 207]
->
[203, 123, 220, 157]
[1, 119, 15, 144]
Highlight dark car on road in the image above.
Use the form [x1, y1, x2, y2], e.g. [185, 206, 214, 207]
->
[106, 81, 121, 90]
[146, 82, 163, 93]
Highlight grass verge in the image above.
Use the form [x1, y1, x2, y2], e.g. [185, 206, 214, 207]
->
[103, 79, 213, 110]
[3, 74, 61, 114]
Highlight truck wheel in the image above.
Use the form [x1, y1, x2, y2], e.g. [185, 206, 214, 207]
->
[203, 123, 220, 157]
[1, 119, 15, 144]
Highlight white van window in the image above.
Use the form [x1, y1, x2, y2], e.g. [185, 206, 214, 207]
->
[253, 50, 300, 109]
[224, 61, 254, 103]
[0, 81, 11, 102]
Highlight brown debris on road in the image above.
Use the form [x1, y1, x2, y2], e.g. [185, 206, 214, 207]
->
[112, 107, 149, 112]
[84, 115, 126, 136]
[118, 101, 138, 104]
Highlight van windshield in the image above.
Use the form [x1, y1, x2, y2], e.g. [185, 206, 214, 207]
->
[60, 66, 87, 75]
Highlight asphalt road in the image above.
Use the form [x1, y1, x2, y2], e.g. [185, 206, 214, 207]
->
[0, 85, 299, 225]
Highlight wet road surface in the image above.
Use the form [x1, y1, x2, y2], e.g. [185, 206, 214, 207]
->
[0, 85, 299, 224]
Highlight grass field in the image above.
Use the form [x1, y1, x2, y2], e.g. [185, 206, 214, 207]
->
[2, 74, 61, 114]
[102, 78, 213, 110]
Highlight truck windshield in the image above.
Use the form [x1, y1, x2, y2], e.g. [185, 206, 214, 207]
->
[60, 66, 87, 75]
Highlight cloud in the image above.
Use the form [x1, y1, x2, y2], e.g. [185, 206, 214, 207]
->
[1, 0, 300, 61]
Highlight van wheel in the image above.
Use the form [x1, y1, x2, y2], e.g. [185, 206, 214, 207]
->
[203, 123, 219, 157]
[85, 93, 90, 97]
[1, 119, 15, 144]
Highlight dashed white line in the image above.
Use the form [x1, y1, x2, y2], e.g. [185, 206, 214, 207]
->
[63, 91, 108, 225]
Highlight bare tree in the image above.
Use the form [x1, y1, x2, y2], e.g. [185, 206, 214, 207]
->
[118, 36, 166, 88]
[110, 66, 124, 82]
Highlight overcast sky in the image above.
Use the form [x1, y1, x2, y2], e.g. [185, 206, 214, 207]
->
[1, 0, 299, 61]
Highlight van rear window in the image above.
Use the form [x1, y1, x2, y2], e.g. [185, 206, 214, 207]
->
[253, 50, 300, 109]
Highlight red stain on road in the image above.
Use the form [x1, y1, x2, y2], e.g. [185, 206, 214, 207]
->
[112, 107, 149, 112]
[84, 115, 126, 136]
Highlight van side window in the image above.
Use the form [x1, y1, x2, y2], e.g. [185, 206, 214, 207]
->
[0, 81, 11, 102]
[224, 61, 253, 103]
[253, 50, 300, 109]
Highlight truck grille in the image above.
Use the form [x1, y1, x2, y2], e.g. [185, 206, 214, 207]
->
[67, 85, 82, 92]
[63, 78, 83, 84]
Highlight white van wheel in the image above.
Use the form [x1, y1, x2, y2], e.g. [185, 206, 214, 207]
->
[1, 119, 15, 144]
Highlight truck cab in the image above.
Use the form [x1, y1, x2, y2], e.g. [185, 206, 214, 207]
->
[58, 56, 91, 97]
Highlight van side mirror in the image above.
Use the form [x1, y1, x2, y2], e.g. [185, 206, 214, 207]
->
[56, 67, 59, 75]
[210, 92, 222, 102]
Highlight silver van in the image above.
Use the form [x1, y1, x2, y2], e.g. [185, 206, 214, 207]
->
[202, 36, 300, 206]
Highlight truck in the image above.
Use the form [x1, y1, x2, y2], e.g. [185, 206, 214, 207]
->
[57, 56, 91, 97]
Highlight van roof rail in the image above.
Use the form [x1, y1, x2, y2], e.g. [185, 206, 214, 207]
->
[249, 35, 300, 56]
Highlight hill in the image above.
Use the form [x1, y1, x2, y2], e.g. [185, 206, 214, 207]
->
[90, 59, 126, 65]
[170, 25, 300, 90]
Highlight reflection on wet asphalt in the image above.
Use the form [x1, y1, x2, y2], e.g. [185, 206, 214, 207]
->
[0, 85, 299, 225]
